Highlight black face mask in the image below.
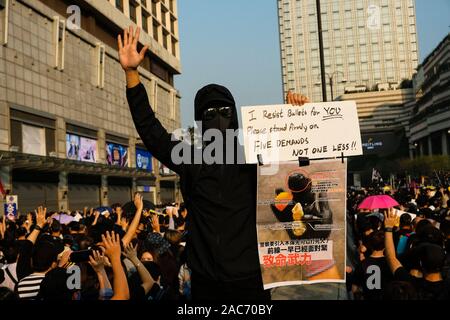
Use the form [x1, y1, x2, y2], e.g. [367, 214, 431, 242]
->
[201, 106, 233, 133]
[137, 231, 148, 241]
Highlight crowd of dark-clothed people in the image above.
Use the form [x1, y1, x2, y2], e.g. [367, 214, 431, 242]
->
[346, 176, 450, 300]
[0, 193, 191, 301]
[2, 174, 450, 301]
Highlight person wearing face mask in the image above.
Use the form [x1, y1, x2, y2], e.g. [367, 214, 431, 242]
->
[119, 27, 309, 300]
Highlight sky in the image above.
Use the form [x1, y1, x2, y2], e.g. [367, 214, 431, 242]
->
[175, 0, 450, 128]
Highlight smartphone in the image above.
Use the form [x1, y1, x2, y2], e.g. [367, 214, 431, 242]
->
[69, 249, 93, 263]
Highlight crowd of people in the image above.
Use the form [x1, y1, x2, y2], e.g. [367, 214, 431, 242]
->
[346, 180, 450, 300]
[0, 194, 190, 301]
[0, 178, 450, 301]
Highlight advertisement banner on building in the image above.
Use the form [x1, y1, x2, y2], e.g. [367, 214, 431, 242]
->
[23, 124, 46, 156]
[256, 160, 346, 289]
[66, 134, 80, 160]
[136, 149, 152, 172]
[241, 101, 362, 164]
[79, 137, 98, 163]
[106, 143, 128, 167]
[66, 134, 98, 163]
[4, 195, 18, 221]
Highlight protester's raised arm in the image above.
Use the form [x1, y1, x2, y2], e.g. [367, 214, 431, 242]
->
[121, 193, 144, 247]
[384, 208, 402, 274]
[118, 26, 148, 88]
[101, 231, 130, 300]
[286, 91, 310, 106]
[119, 26, 182, 174]
[27, 206, 47, 244]
[123, 243, 155, 294]
[89, 250, 113, 300]
[0, 215, 5, 240]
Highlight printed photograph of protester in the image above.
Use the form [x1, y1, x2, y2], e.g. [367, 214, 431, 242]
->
[257, 160, 346, 289]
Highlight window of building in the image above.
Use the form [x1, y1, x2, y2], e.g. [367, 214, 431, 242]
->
[153, 21, 159, 41]
[116, 0, 124, 12]
[10, 109, 56, 157]
[129, 2, 137, 23]
[163, 30, 168, 49]
[142, 12, 149, 33]
[152, 0, 157, 16]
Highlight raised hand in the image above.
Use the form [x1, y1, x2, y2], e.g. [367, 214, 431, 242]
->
[89, 250, 107, 273]
[118, 26, 149, 72]
[35, 206, 47, 228]
[58, 249, 72, 268]
[384, 208, 398, 229]
[123, 243, 139, 263]
[151, 214, 160, 234]
[101, 231, 122, 263]
[134, 193, 144, 212]
[287, 91, 310, 106]
[0, 215, 6, 239]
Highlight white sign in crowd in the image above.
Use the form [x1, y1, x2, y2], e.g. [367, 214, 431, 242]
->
[241, 101, 363, 164]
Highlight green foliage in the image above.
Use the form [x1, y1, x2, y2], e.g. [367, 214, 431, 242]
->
[399, 156, 450, 175]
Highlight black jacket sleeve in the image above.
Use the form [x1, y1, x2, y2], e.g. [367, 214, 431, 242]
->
[16, 240, 33, 280]
[126, 83, 182, 175]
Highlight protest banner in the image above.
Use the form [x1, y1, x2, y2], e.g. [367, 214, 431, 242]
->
[4, 195, 18, 221]
[241, 101, 363, 164]
[256, 159, 346, 289]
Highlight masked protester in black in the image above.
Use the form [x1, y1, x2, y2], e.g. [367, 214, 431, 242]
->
[127, 79, 270, 300]
[120, 26, 308, 301]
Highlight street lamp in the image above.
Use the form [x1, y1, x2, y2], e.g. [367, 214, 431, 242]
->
[315, 71, 347, 101]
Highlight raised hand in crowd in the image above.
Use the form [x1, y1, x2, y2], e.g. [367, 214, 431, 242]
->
[92, 210, 101, 226]
[151, 213, 161, 234]
[118, 26, 148, 88]
[27, 206, 47, 244]
[123, 242, 155, 295]
[0, 215, 5, 240]
[101, 231, 130, 300]
[57, 249, 73, 269]
[384, 208, 402, 274]
[116, 206, 123, 226]
[286, 90, 310, 106]
[122, 193, 144, 247]
[89, 250, 113, 299]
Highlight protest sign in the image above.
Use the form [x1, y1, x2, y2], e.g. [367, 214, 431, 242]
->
[241, 101, 362, 163]
[256, 160, 346, 289]
[393, 208, 416, 221]
[4, 195, 18, 221]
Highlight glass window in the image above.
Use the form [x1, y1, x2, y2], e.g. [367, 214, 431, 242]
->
[129, 3, 137, 23]
[116, 0, 123, 12]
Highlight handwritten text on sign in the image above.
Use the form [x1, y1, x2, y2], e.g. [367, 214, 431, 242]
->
[241, 101, 363, 163]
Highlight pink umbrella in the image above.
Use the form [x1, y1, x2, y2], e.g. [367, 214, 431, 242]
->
[358, 195, 399, 210]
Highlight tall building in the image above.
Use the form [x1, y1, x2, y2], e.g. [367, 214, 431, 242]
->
[0, 0, 182, 213]
[337, 87, 414, 158]
[408, 33, 450, 158]
[278, 0, 419, 102]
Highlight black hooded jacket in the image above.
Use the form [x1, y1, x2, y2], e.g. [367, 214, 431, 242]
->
[127, 83, 260, 282]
